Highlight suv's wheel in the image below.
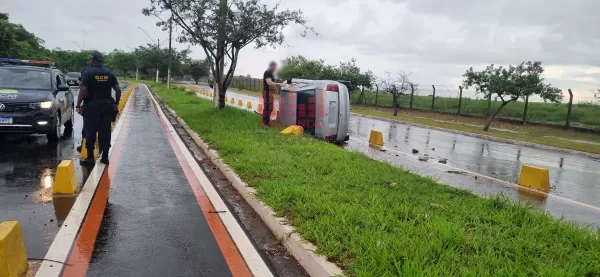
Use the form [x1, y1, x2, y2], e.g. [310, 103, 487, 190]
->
[64, 107, 74, 136]
[46, 114, 61, 142]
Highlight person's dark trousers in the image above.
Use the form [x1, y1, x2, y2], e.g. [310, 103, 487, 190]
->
[84, 112, 112, 160]
[262, 91, 273, 127]
[80, 122, 86, 143]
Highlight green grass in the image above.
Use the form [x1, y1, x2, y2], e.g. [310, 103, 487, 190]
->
[152, 83, 600, 277]
[350, 91, 600, 129]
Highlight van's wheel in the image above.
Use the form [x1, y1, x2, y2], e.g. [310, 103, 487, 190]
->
[64, 108, 74, 136]
[47, 114, 61, 142]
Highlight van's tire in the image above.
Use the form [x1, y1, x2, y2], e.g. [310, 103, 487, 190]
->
[46, 114, 61, 142]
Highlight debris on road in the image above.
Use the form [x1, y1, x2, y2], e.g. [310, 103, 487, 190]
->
[412, 149, 419, 154]
[438, 158, 448, 164]
[446, 170, 465, 174]
[431, 148, 435, 151]
[418, 156, 430, 162]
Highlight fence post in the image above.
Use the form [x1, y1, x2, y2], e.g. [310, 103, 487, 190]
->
[458, 85, 463, 115]
[566, 89, 574, 129]
[410, 83, 415, 110]
[431, 85, 436, 111]
[522, 95, 529, 124]
[375, 85, 379, 106]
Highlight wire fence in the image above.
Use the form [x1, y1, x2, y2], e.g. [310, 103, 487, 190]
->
[352, 86, 600, 132]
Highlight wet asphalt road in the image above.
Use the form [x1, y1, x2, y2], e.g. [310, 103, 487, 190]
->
[0, 88, 85, 259]
[189, 84, 600, 228]
[0, 85, 126, 260]
[347, 116, 600, 208]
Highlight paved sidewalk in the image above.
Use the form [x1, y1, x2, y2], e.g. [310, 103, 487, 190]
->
[60, 85, 267, 277]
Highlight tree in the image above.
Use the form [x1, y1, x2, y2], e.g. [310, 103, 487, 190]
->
[105, 50, 138, 78]
[0, 13, 49, 60]
[187, 59, 210, 84]
[47, 49, 93, 72]
[463, 61, 563, 131]
[378, 71, 412, 116]
[133, 44, 190, 81]
[143, 0, 314, 108]
[277, 56, 374, 90]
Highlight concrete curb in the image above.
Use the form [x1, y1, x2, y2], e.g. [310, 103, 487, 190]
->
[153, 96, 344, 277]
[351, 112, 600, 160]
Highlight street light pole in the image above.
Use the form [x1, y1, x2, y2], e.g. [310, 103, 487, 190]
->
[127, 46, 140, 81]
[167, 16, 173, 89]
[137, 26, 160, 83]
[156, 39, 160, 83]
[72, 41, 83, 51]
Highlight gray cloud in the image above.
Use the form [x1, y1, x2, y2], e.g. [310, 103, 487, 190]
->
[3, 0, 600, 100]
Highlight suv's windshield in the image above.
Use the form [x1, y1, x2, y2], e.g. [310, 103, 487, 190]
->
[66, 72, 81, 78]
[0, 68, 52, 90]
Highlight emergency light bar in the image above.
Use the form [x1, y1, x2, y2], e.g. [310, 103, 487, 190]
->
[0, 58, 55, 66]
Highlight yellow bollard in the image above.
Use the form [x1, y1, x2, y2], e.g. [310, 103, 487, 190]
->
[238, 99, 243, 106]
[281, 125, 304, 136]
[369, 130, 384, 146]
[0, 221, 27, 277]
[53, 160, 78, 195]
[79, 136, 99, 159]
[258, 103, 264, 113]
[247, 101, 252, 109]
[230, 98, 235, 104]
[518, 165, 550, 192]
[225, 96, 228, 102]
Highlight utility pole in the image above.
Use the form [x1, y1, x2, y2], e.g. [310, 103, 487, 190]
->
[83, 30, 86, 50]
[167, 15, 173, 89]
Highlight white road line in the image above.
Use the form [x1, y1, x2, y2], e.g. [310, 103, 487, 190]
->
[145, 84, 274, 277]
[35, 85, 136, 277]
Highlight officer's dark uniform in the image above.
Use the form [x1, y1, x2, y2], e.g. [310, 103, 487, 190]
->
[80, 61, 118, 162]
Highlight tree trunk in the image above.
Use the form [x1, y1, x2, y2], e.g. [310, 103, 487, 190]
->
[217, 83, 226, 108]
[214, 0, 227, 109]
[483, 102, 509, 131]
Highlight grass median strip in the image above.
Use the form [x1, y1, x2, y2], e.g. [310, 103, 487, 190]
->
[152, 84, 600, 277]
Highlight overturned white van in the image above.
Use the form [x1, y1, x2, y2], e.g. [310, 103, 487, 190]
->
[279, 78, 350, 143]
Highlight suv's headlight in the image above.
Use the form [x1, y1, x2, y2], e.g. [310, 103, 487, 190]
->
[30, 101, 53, 109]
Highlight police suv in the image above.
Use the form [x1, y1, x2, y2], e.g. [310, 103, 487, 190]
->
[0, 58, 75, 142]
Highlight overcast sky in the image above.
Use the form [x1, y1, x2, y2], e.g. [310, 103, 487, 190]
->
[4, 0, 600, 101]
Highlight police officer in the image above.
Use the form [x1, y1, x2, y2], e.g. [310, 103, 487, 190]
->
[76, 51, 121, 165]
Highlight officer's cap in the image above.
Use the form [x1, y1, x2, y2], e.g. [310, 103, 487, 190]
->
[90, 51, 104, 62]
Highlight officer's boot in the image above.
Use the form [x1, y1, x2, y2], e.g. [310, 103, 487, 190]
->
[76, 139, 84, 152]
[80, 148, 95, 166]
[100, 150, 109, 165]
